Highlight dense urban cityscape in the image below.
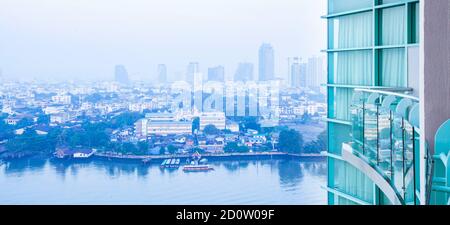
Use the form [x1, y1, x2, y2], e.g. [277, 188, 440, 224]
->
[0, 43, 327, 162]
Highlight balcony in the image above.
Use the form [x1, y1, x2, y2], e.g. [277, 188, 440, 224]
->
[344, 88, 421, 205]
[430, 119, 450, 205]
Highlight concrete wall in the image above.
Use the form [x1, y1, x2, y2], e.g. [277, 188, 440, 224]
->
[422, 0, 450, 153]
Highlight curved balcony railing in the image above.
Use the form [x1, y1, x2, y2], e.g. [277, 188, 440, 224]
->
[429, 119, 450, 205]
[347, 88, 421, 205]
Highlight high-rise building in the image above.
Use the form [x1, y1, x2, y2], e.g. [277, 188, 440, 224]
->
[114, 65, 129, 84]
[306, 56, 325, 88]
[157, 64, 167, 84]
[326, 0, 450, 205]
[186, 62, 200, 84]
[193, 72, 203, 112]
[258, 43, 275, 81]
[207, 66, 225, 82]
[234, 63, 254, 82]
[290, 57, 307, 88]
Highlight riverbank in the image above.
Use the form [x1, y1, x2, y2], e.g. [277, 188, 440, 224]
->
[0, 151, 326, 165]
[92, 151, 325, 163]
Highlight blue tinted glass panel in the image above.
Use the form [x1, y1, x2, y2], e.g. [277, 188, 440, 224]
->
[381, 6, 406, 46]
[328, 0, 372, 14]
[328, 11, 373, 49]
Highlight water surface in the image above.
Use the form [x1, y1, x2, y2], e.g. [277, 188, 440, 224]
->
[0, 158, 327, 205]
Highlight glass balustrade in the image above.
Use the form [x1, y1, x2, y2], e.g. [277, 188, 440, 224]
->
[349, 89, 420, 205]
[363, 102, 379, 165]
[378, 108, 393, 176]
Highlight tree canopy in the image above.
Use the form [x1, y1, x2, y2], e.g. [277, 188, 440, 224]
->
[278, 129, 304, 154]
[203, 124, 221, 135]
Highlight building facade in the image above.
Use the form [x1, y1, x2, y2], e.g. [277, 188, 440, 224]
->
[208, 66, 225, 82]
[186, 62, 200, 84]
[326, 0, 450, 205]
[258, 43, 275, 81]
[234, 63, 254, 82]
[135, 113, 192, 136]
[306, 56, 325, 88]
[198, 112, 226, 131]
[157, 64, 167, 84]
[114, 65, 129, 85]
[290, 57, 307, 88]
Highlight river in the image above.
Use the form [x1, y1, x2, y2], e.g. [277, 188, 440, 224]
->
[0, 157, 327, 205]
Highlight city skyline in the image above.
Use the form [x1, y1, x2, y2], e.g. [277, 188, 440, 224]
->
[0, 0, 326, 82]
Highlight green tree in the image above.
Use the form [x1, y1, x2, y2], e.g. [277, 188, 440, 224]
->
[37, 114, 50, 124]
[224, 142, 239, 153]
[0, 121, 14, 141]
[110, 112, 143, 129]
[203, 124, 220, 135]
[192, 117, 200, 134]
[122, 142, 138, 154]
[239, 117, 261, 132]
[159, 146, 166, 155]
[303, 130, 327, 154]
[224, 142, 249, 153]
[278, 129, 304, 154]
[167, 145, 178, 154]
[138, 141, 149, 154]
[16, 117, 34, 128]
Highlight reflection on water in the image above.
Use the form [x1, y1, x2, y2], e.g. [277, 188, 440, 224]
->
[0, 157, 327, 205]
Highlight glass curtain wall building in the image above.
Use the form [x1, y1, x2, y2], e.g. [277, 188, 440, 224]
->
[325, 0, 450, 205]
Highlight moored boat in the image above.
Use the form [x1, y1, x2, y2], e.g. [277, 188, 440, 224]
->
[182, 152, 213, 172]
[160, 159, 169, 168]
[182, 164, 214, 172]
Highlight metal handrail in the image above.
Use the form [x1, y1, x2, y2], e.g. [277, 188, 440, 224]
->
[354, 88, 419, 102]
[425, 146, 434, 205]
[349, 88, 421, 204]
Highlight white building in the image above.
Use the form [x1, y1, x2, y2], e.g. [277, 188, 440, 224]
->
[198, 112, 226, 130]
[44, 106, 65, 115]
[50, 113, 71, 124]
[135, 113, 192, 136]
[52, 94, 72, 105]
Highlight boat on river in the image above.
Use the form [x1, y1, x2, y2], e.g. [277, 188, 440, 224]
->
[182, 152, 214, 172]
[183, 164, 214, 172]
[160, 158, 181, 169]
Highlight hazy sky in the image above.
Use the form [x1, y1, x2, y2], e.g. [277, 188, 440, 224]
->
[0, 0, 326, 82]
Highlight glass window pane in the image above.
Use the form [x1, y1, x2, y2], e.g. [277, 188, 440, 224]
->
[380, 48, 406, 87]
[380, 0, 406, 5]
[328, 0, 372, 14]
[407, 46, 419, 95]
[381, 6, 406, 46]
[333, 160, 374, 203]
[329, 50, 373, 85]
[329, 122, 351, 155]
[409, 2, 420, 43]
[329, 12, 373, 49]
[329, 87, 355, 121]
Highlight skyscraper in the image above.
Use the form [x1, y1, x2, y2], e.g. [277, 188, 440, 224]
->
[326, 0, 450, 205]
[258, 43, 275, 81]
[207, 66, 225, 82]
[290, 57, 306, 88]
[186, 62, 200, 84]
[234, 63, 254, 82]
[306, 56, 325, 88]
[114, 65, 129, 84]
[157, 64, 167, 84]
[193, 72, 203, 112]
